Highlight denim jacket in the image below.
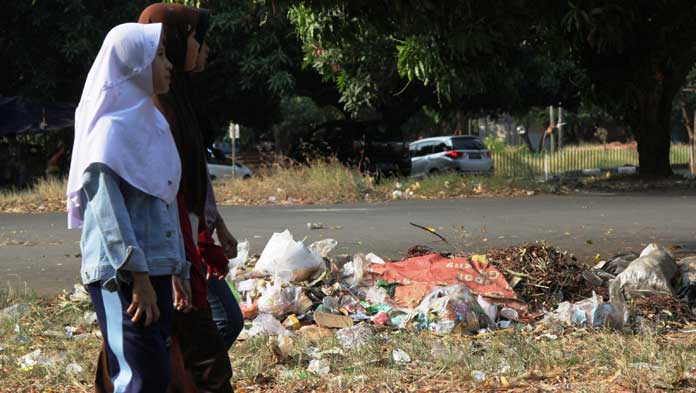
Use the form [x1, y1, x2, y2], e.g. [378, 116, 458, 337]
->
[79, 163, 189, 288]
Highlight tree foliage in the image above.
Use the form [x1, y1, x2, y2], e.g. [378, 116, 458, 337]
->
[550, 0, 696, 176]
[1, 0, 329, 141]
[286, 0, 584, 127]
[284, 0, 696, 176]
[0, 0, 150, 101]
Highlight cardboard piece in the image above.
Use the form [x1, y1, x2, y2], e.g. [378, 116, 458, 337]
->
[313, 311, 353, 329]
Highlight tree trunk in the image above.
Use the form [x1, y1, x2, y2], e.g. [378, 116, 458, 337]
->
[630, 78, 676, 178]
[632, 103, 673, 178]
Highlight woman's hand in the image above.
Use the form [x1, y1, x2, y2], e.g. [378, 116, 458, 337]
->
[172, 276, 193, 312]
[128, 272, 159, 326]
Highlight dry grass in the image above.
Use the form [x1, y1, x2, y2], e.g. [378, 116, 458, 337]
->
[1, 288, 694, 392]
[0, 164, 539, 214]
[4, 159, 693, 215]
[213, 160, 540, 207]
[0, 177, 67, 213]
[213, 159, 374, 206]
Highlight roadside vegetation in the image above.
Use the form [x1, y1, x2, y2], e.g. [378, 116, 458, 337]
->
[3, 150, 696, 214]
[0, 159, 543, 213]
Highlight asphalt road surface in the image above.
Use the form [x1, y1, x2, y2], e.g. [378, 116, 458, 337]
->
[1, 193, 694, 295]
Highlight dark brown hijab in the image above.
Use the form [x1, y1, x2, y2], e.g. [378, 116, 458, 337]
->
[138, 3, 208, 217]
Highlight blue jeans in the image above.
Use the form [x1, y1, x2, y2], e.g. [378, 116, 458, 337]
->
[206, 269, 244, 350]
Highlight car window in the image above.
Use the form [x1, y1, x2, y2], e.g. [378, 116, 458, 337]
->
[433, 143, 447, 153]
[410, 142, 430, 157]
[451, 138, 486, 150]
[420, 142, 435, 156]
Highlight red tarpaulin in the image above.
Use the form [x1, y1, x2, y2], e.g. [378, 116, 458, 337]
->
[367, 253, 528, 315]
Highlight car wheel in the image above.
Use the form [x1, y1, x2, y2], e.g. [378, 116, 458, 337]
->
[243, 175, 252, 180]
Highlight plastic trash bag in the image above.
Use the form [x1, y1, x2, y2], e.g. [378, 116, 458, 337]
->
[542, 301, 573, 326]
[236, 278, 259, 293]
[607, 279, 627, 329]
[677, 256, 696, 303]
[247, 314, 292, 337]
[257, 282, 303, 317]
[477, 295, 498, 325]
[392, 349, 411, 363]
[227, 240, 250, 278]
[308, 239, 338, 259]
[544, 289, 626, 329]
[594, 253, 639, 276]
[336, 325, 373, 348]
[345, 253, 369, 287]
[615, 244, 677, 297]
[307, 359, 330, 376]
[413, 284, 474, 316]
[254, 230, 323, 282]
[409, 285, 476, 333]
[365, 253, 385, 264]
[365, 287, 389, 305]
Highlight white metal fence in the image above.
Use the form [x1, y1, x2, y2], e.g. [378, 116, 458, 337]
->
[492, 145, 689, 178]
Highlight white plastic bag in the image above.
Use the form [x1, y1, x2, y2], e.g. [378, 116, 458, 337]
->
[542, 301, 572, 326]
[345, 253, 368, 286]
[247, 314, 291, 337]
[254, 230, 323, 282]
[308, 239, 338, 259]
[365, 253, 385, 264]
[616, 243, 676, 297]
[257, 281, 303, 317]
[365, 287, 389, 304]
[236, 278, 259, 293]
[227, 240, 250, 279]
[477, 295, 498, 325]
[677, 256, 696, 302]
[336, 325, 373, 348]
[413, 284, 474, 316]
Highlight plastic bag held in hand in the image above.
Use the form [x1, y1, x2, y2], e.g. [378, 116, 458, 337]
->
[254, 230, 323, 282]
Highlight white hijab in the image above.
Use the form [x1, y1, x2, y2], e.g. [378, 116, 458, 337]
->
[67, 23, 181, 229]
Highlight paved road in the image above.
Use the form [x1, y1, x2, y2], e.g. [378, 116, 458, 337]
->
[1, 193, 695, 295]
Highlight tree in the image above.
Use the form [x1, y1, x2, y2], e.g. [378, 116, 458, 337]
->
[188, 0, 343, 144]
[0, 1, 150, 101]
[550, 0, 696, 177]
[285, 1, 583, 136]
[0, 0, 338, 147]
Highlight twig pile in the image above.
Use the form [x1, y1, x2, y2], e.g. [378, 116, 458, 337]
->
[486, 242, 606, 310]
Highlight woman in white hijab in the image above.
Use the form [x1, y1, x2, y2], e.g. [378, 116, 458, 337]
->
[66, 23, 188, 393]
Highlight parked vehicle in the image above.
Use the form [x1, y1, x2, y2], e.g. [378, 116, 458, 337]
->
[206, 148, 252, 180]
[291, 120, 411, 178]
[409, 136, 493, 177]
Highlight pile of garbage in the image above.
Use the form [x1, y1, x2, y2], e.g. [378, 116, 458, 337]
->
[227, 231, 695, 341]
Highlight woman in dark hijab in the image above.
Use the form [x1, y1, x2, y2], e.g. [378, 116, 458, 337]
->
[186, 8, 246, 351]
[138, 3, 236, 392]
[139, 0, 243, 349]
